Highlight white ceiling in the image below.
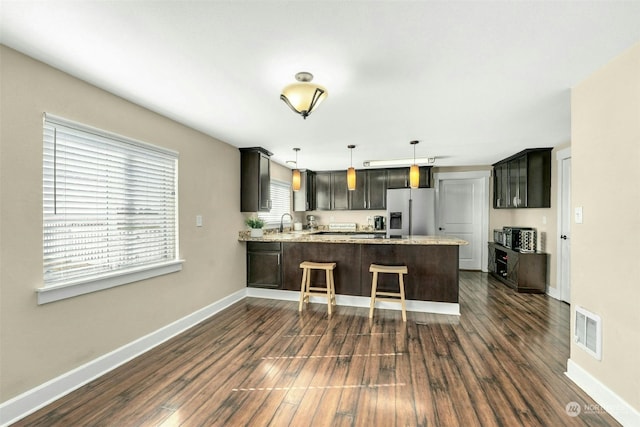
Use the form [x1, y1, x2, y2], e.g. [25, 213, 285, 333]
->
[2, 1, 640, 171]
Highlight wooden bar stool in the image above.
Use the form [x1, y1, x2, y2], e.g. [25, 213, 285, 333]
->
[298, 261, 337, 314]
[369, 264, 408, 321]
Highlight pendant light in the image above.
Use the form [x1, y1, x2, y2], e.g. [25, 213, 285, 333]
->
[409, 140, 420, 189]
[347, 145, 356, 191]
[291, 148, 301, 192]
[280, 72, 328, 119]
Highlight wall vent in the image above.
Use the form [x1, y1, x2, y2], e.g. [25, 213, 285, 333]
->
[574, 306, 602, 360]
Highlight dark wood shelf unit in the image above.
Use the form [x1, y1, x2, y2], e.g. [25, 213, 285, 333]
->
[488, 242, 547, 293]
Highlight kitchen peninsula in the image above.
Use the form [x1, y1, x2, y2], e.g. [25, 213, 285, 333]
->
[239, 231, 467, 315]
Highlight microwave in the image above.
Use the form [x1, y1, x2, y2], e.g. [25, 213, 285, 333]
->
[503, 227, 536, 252]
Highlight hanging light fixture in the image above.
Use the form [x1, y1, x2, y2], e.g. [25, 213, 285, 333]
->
[280, 72, 328, 119]
[347, 145, 356, 191]
[292, 148, 301, 192]
[410, 140, 420, 189]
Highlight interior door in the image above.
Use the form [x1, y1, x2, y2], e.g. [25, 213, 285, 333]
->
[438, 178, 484, 270]
[559, 157, 572, 303]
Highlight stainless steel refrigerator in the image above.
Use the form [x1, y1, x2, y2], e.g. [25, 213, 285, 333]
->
[386, 188, 436, 237]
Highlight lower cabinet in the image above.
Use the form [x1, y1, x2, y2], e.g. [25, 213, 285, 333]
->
[246, 242, 282, 288]
[488, 242, 547, 293]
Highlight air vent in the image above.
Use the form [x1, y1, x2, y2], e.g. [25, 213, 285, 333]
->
[574, 306, 602, 360]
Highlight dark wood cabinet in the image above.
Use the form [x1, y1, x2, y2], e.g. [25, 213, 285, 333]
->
[240, 147, 272, 212]
[349, 169, 387, 210]
[331, 172, 349, 210]
[386, 167, 431, 189]
[293, 170, 316, 212]
[312, 167, 431, 211]
[366, 169, 388, 209]
[246, 242, 281, 288]
[488, 242, 547, 293]
[349, 170, 368, 210]
[315, 172, 332, 210]
[493, 148, 551, 209]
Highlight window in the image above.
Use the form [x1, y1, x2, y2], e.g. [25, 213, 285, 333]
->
[40, 114, 182, 304]
[257, 180, 292, 226]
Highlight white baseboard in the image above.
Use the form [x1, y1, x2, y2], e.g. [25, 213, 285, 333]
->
[0, 288, 247, 427]
[546, 284, 561, 300]
[565, 359, 640, 426]
[246, 287, 460, 316]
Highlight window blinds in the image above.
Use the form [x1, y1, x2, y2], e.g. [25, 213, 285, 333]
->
[258, 180, 291, 225]
[43, 114, 179, 287]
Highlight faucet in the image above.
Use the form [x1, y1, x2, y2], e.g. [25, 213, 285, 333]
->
[279, 213, 293, 233]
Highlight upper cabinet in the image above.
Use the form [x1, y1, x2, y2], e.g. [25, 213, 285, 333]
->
[310, 167, 431, 211]
[493, 148, 552, 209]
[240, 147, 272, 212]
[315, 170, 381, 211]
[386, 166, 432, 189]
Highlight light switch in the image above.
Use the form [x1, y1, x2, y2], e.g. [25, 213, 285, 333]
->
[196, 215, 203, 227]
[574, 207, 583, 224]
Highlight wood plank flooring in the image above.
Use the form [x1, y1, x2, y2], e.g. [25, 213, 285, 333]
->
[13, 272, 620, 426]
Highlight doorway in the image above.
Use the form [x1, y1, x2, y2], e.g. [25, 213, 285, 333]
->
[557, 148, 572, 303]
[434, 171, 490, 271]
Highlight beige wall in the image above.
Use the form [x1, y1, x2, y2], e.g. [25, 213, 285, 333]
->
[0, 46, 246, 402]
[570, 42, 640, 411]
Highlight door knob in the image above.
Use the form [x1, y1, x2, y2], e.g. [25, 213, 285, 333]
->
[560, 235, 567, 240]
[439, 227, 445, 231]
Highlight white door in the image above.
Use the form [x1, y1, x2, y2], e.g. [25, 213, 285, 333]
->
[559, 156, 572, 303]
[437, 177, 485, 270]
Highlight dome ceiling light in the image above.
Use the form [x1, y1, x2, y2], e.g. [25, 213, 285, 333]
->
[280, 72, 328, 119]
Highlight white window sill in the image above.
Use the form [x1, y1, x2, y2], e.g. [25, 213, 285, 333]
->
[36, 260, 184, 305]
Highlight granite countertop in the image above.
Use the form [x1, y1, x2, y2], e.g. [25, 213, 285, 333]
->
[238, 230, 468, 246]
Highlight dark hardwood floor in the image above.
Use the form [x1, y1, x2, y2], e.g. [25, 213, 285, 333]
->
[13, 272, 620, 426]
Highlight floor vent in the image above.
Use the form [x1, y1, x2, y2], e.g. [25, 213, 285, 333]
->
[574, 306, 602, 360]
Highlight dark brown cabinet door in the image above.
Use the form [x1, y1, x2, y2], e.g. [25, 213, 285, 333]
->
[247, 242, 281, 288]
[240, 147, 272, 212]
[367, 169, 387, 209]
[331, 171, 349, 210]
[349, 170, 368, 210]
[387, 168, 408, 189]
[493, 148, 551, 209]
[258, 153, 271, 211]
[315, 172, 331, 210]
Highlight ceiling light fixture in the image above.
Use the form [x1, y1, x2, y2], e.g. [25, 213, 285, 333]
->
[292, 148, 301, 192]
[347, 145, 356, 191]
[362, 157, 436, 167]
[280, 72, 328, 119]
[409, 140, 420, 189]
